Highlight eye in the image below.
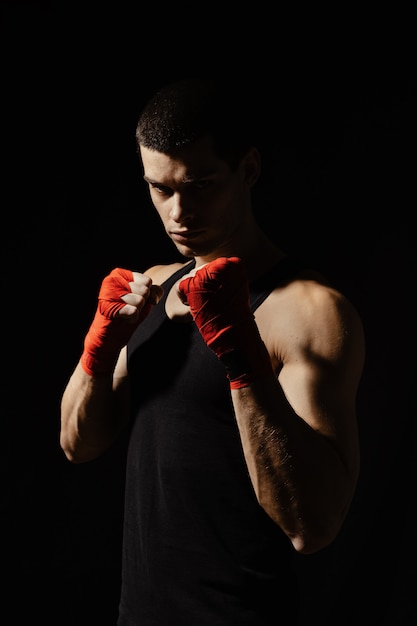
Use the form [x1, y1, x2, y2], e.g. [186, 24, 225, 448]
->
[191, 179, 212, 191]
[150, 183, 172, 196]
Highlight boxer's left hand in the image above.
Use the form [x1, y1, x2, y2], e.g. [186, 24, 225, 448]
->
[178, 257, 273, 389]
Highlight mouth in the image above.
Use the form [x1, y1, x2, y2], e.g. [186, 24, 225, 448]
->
[170, 230, 203, 243]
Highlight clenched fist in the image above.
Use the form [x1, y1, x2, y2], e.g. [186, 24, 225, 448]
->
[178, 257, 273, 389]
[81, 268, 163, 377]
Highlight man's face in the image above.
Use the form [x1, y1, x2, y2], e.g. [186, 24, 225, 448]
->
[139, 136, 255, 259]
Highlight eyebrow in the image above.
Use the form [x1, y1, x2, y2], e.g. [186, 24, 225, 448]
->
[143, 170, 216, 185]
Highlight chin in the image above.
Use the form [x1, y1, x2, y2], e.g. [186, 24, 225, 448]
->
[174, 243, 196, 258]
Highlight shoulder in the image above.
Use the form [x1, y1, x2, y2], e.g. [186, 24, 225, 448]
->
[273, 276, 361, 330]
[256, 275, 365, 370]
[258, 270, 363, 332]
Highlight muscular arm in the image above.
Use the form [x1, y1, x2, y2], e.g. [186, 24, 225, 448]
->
[60, 267, 165, 464]
[232, 285, 364, 554]
[178, 258, 365, 554]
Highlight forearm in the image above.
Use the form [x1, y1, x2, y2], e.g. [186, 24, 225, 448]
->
[232, 377, 358, 554]
[60, 361, 129, 463]
[60, 267, 162, 463]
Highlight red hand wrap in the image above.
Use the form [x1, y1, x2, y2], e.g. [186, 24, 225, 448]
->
[178, 257, 274, 389]
[81, 268, 151, 377]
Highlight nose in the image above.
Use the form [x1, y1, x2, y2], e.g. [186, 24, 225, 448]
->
[169, 192, 193, 223]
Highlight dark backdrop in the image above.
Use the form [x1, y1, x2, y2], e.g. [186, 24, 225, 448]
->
[2, 3, 415, 625]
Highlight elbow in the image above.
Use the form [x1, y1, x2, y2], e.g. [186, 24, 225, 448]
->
[59, 432, 93, 464]
[60, 437, 81, 464]
[60, 426, 116, 464]
[61, 447, 97, 464]
[289, 528, 338, 555]
[60, 430, 73, 461]
[61, 448, 81, 464]
[287, 508, 351, 555]
[261, 501, 350, 555]
[288, 483, 359, 555]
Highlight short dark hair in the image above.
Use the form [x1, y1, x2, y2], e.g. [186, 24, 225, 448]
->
[135, 78, 259, 169]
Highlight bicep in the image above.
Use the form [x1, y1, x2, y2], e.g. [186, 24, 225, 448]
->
[276, 298, 365, 462]
[278, 353, 362, 479]
[278, 356, 356, 436]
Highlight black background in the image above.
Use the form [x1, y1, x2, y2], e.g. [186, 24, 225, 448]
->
[2, 3, 415, 624]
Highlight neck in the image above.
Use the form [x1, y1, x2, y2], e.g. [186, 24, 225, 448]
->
[195, 220, 286, 282]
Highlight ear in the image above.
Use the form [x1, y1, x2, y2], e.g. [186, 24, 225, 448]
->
[241, 146, 261, 187]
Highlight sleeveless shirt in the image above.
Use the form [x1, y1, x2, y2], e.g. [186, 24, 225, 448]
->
[118, 257, 303, 626]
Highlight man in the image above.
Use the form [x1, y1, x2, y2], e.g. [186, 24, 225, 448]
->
[60, 78, 365, 625]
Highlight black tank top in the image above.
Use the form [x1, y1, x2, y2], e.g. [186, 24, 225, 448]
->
[118, 258, 303, 626]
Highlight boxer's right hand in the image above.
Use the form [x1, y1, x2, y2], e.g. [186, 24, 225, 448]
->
[81, 267, 163, 377]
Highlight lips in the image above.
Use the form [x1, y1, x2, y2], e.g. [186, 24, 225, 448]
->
[170, 230, 203, 242]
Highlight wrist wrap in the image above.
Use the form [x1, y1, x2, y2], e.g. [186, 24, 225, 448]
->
[178, 257, 274, 389]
